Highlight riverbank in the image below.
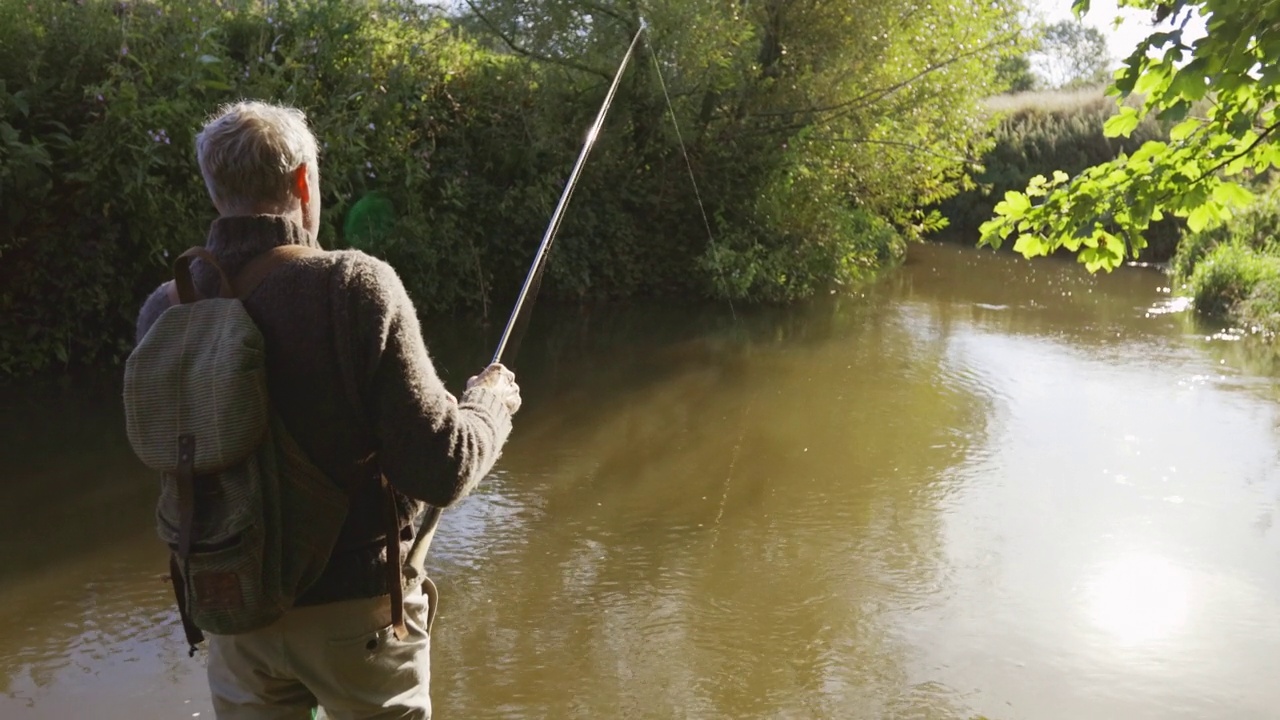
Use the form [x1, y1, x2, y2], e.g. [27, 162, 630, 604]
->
[1171, 182, 1280, 339]
[1, 0, 1009, 377]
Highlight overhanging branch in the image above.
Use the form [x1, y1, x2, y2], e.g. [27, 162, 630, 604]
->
[462, 0, 611, 80]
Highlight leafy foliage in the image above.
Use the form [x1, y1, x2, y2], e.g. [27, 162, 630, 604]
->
[1, 0, 1022, 377]
[942, 89, 1176, 253]
[460, 0, 1024, 270]
[980, 0, 1280, 272]
[1172, 182, 1280, 330]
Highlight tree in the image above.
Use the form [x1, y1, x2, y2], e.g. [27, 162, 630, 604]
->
[995, 53, 1038, 93]
[458, 0, 1029, 299]
[1034, 19, 1112, 89]
[979, 0, 1280, 271]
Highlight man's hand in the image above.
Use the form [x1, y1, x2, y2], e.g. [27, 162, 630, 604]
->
[466, 363, 521, 416]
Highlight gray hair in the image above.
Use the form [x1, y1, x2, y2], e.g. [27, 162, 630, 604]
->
[195, 101, 319, 214]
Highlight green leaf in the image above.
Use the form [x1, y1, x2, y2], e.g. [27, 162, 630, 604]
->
[11, 91, 29, 117]
[1157, 100, 1191, 122]
[1133, 63, 1169, 96]
[1169, 69, 1208, 101]
[997, 190, 1031, 219]
[1169, 118, 1200, 142]
[1103, 107, 1141, 138]
[1130, 141, 1168, 163]
[1013, 233, 1046, 257]
[1186, 204, 1216, 233]
[197, 54, 221, 64]
[1211, 182, 1253, 209]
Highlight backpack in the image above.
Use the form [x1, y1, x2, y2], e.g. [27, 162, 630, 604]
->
[123, 245, 397, 654]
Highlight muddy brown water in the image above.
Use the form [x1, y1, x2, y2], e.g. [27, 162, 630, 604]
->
[2, 243, 1279, 719]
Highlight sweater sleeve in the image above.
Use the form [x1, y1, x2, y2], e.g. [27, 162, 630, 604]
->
[335, 252, 513, 507]
[135, 283, 173, 345]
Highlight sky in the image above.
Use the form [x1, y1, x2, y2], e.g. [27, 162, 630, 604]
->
[1034, 0, 1209, 66]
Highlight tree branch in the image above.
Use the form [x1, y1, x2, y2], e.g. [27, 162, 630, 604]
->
[462, 0, 611, 80]
[1195, 118, 1280, 182]
[747, 34, 1016, 121]
[829, 138, 983, 166]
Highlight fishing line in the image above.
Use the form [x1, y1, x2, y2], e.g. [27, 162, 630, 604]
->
[644, 35, 753, 543]
[645, 40, 736, 321]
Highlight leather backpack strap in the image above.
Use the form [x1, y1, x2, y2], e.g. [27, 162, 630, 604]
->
[381, 474, 409, 641]
[173, 247, 234, 303]
[172, 434, 204, 656]
[233, 244, 324, 299]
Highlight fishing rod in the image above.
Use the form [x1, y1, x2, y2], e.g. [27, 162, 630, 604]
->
[491, 22, 647, 365]
[406, 20, 649, 584]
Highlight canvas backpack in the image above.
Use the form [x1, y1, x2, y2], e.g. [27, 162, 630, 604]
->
[123, 245, 407, 654]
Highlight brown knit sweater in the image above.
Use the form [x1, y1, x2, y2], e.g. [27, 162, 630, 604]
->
[135, 214, 512, 605]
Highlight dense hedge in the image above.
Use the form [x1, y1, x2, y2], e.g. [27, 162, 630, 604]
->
[1, 0, 1010, 377]
[940, 89, 1180, 260]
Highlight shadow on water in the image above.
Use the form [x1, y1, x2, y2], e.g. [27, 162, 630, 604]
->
[0, 378, 159, 584]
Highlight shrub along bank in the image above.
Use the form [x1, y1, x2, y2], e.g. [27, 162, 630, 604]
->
[1172, 182, 1280, 335]
[1, 0, 1014, 377]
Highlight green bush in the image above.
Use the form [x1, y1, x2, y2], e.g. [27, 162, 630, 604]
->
[1172, 182, 1280, 282]
[0, 0, 580, 375]
[1173, 183, 1280, 333]
[1187, 244, 1280, 323]
[1, 0, 999, 377]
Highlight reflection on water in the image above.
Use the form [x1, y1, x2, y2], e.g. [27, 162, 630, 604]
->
[1085, 554, 1190, 646]
[3, 243, 1280, 719]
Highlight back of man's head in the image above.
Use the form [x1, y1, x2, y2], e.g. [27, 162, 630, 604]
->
[196, 101, 318, 215]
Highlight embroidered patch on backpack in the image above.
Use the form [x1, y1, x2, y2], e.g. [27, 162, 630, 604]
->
[193, 571, 244, 610]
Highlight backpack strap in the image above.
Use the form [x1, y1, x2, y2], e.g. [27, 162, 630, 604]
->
[233, 244, 324, 299]
[173, 434, 204, 656]
[382, 474, 409, 641]
[173, 247, 234, 303]
[166, 244, 322, 305]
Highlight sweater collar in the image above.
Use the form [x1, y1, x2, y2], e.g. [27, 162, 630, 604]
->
[193, 215, 319, 296]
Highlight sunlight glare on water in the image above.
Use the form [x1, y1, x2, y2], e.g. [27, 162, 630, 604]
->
[1084, 553, 1191, 646]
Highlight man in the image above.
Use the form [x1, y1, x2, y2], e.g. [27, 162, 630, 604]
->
[134, 100, 521, 719]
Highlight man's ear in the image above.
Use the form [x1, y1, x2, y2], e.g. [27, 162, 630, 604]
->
[293, 164, 311, 204]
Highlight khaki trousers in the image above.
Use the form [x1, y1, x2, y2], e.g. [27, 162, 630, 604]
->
[207, 587, 433, 720]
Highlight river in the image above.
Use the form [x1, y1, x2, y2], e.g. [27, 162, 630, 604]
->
[2, 242, 1278, 719]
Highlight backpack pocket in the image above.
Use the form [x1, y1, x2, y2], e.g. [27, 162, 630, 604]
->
[158, 452, 284, 635]
[172, 522, 273, 635]
[125, 301, 270, 474]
